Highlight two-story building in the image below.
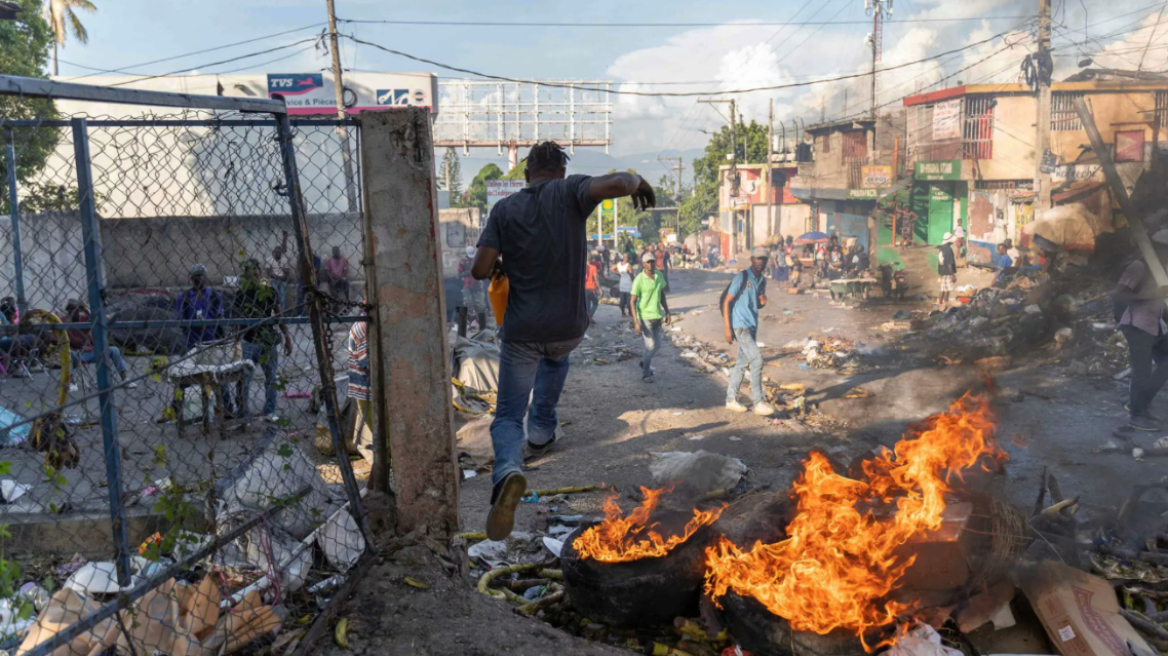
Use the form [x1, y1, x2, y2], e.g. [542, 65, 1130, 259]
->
[716, 159, 804, 261]
[788, 112, 903, 253]
[900, 75, 1168, 263]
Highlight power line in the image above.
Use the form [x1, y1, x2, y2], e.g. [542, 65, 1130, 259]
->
[108, 39, 319, 88]
[62, 23, 325, 81]
[337, 16, 1032, 27]
[342, 27, 1025, 98]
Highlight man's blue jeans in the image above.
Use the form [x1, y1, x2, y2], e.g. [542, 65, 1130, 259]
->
[239, 341, 279, 418]
[490, 338, 581, 487]
[726, 327, 764, 405]
[640, 319, 663, 376]
[79, 346, 128, 375]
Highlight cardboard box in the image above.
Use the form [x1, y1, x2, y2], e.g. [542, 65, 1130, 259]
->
[1021, 560, 1156, 656]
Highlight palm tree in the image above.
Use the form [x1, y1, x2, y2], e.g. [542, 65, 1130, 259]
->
[43, 0, 96, 76]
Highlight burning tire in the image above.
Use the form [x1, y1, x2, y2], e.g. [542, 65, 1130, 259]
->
[718, 592, 871, 656]
[561, 512, 716, 627]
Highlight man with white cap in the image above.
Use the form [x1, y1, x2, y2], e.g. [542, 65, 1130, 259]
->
[630, 251, 670, 383]
[937, 232, 958, 310]
[1113, 229, 1168, 431]
[458, 245, 488, 330]
[723, 247, 776, 416]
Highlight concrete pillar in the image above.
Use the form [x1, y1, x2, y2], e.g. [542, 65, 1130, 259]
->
[359, 109, 460, 539]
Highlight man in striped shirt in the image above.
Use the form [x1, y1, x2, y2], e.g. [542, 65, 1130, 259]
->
[347, 320, 373, 461]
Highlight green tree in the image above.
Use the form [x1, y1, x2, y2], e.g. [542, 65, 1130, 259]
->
[503, 160, 526, 180]
[0, 0, 59, 214]
[463, 163, 504, 212]
[43, 0, 96, 76]
[679, 119, 769, 238]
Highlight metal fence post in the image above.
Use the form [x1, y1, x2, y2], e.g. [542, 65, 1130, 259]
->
[272, 112, 367, 535]
[4, 129, 26, 314]
[71, 117, 132, 585]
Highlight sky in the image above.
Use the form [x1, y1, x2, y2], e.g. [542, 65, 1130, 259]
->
[53, 0, 1168, 177]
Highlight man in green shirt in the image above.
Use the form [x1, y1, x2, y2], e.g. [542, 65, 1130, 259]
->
[630, 252, 670, 383]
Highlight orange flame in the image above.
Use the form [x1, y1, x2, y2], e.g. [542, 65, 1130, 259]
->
[704, 391, 1004, 647]
[573, 487, 726, 563]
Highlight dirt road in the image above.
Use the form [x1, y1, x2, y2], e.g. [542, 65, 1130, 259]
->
[460, 267, 1156, 534]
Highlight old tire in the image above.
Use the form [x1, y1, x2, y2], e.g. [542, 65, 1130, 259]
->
[561, 515, 715, 627]
[718, 592, 870, 656]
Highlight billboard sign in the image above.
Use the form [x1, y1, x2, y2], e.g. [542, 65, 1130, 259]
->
[486, 180, 526, 208]
[861, 165, 892, 189]
[267, 73, 438, 116]
[915, 160, 963, 181]
[932, 99, 962, 141]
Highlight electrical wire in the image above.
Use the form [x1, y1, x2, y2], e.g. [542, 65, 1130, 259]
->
[342, 27, 1026, 98]
[63, 23, 325, 81]
[336, 16, 1033, 27]
[108, 39, 319, 88]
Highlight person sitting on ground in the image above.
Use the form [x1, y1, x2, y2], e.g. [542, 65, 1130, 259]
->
[724, 247, 776, 417]
[471, 141, 655, 541]
[993, 243, 1016, 287]
[63, 300, 138, 390]
[234, 259, 293, 423]
[1113, 230, 1168, 432]
[937, 233, 958, 310]
[630, 252, 670, 383]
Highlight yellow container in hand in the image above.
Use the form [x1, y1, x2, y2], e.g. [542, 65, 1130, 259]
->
[488, 272, 508, 327]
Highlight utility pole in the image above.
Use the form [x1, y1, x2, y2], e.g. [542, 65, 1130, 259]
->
[767, 99, 775, 243]
[326, 0, 359, 213]
[657, 156, 685, 196]
[1034, 0, 1053, 211]
[657, 156, 684, 232]
[699, 98, 739, 259]
[866, 0, 891, 119]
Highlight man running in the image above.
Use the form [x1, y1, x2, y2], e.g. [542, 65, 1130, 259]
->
[723, 247, 776, 417]
[471, 142, 655, 540]
[630, 252, 670, 383]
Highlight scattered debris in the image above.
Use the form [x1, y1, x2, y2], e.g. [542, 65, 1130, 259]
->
[649, 451, 747, 497]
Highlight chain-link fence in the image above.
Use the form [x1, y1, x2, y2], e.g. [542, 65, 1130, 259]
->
[0, 81, 371, 656]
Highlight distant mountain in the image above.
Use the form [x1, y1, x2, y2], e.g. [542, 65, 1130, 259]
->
[444, 146, 707, 182]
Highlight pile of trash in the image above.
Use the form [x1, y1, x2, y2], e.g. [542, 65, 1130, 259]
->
[796, 337, 859, 370]
[884, 271, 1118, 370]
[6, 434, 366, 656]
[673, 331, 732, 376]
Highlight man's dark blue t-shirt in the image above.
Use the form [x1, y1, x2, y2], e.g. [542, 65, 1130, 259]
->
[477, 174, 598, 343]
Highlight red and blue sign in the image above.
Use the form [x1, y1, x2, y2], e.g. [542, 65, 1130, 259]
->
[267, 74, 323, 97]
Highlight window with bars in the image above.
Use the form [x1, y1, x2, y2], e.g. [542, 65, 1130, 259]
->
[1157, 91, 1168, 129]
[842, 131, 867, 188]
[963, 96, 994, 159]
[1051, 93, 1084, 131]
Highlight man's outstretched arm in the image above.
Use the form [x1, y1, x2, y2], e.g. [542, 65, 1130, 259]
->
[588, 173, 656, 210]
[471, 246, 500, 280]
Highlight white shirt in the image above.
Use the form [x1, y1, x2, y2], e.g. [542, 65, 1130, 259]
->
[267, 256, 290, 280]
[617, 262, 633, 292]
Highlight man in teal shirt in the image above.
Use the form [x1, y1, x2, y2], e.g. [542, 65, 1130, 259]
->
[723, 247, 776, 416]
[631, 252, 670, 383]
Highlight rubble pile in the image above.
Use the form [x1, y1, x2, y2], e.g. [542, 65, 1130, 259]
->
[673, 331, 732, 375]
[885, 271, 1119, 372]
[798, 337, 859, 370]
